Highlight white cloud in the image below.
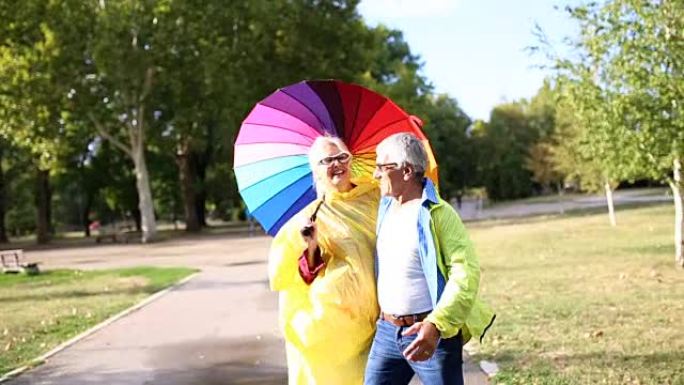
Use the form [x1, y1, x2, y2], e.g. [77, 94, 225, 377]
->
[358, 0, 459, 19]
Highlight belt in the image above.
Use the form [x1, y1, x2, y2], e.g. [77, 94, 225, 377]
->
[380, 311, 430, 327]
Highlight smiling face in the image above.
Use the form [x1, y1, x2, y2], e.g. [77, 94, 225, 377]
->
[316, 142, 353, 193]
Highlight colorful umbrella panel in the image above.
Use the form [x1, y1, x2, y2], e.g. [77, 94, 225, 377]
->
[234, 80, 438, 236]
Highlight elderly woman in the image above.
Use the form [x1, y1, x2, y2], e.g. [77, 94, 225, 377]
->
[268, 136, 380, 385]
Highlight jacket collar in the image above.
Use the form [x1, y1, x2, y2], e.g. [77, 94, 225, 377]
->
[421, 178, 439, 206]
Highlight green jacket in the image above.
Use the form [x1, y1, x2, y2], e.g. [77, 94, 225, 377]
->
[376, 179, 495, 342]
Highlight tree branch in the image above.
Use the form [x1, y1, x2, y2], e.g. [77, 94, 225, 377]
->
[133, 66, 155, 150]
[140, 66, 155, 103]
[87, 112, 132, 158]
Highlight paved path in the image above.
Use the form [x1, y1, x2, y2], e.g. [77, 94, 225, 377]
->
[8, 235, 489, 385]
[456, 187, 669, 221]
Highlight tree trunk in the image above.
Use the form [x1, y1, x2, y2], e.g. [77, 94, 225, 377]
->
[132, 144, 157, 243]
[195, 190, 206, 227]
[196, 121, 216, 228]
[670, 157, 683, 268]
[35, 169, 51, 244]
[176, 149, 200, 232]
[604, 181, 616, 227]
[0, 146, 7, 243]
[557, 181, 565, 215]
[82, 192, 93, 237]
[194, 149, 208, 227]
[173, 193, 179, 230]
[132, 208, 142, 232]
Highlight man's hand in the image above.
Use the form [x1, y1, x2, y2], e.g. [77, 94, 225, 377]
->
[402, 321, 440, 361]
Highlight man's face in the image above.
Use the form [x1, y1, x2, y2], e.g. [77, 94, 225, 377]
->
[373, 151, 406, 197]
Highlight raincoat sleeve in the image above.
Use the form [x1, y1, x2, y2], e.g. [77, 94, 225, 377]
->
[269, 208, 317, 291]
[425, 203, 480, 339]
[298, 248, 325, 284]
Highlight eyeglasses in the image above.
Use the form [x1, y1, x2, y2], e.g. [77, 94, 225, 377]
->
[375, 162, 399, 172]
[318, 152, 351, 166]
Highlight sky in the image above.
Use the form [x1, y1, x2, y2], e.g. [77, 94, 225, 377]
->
[358, 0, 580, 121]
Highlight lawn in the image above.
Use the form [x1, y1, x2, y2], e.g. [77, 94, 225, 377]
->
[470, 204, 684, 384]
[0, 266, 196, 376]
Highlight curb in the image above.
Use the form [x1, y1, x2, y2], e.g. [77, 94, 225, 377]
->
[0, 272, 200, 383]
[479, 360, 499, 378]
[464, 344, 499, 381]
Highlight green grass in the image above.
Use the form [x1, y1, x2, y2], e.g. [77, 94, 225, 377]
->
[0, 266, 196, 376]
[470, 204, 684, 384]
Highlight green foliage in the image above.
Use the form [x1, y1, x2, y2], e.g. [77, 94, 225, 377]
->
[475, 101, 541, 200]
[1, 142, 35, 237]
[360, 25, 433, 114]
[524, 82, 564, 191]
[554, 0, 683, 185]
[421, 95, 472, 198]
[0, 0, 480, 236]
[0, 0, 92, 171]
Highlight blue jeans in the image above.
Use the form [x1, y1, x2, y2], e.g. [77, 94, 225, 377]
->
[364, 319, 464, 385]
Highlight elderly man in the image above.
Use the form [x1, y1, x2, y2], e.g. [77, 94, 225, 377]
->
[364, 133, 495, 385]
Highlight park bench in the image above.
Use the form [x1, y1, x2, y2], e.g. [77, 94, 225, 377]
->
[95, 228, 130, 244]
[94, 223, 131, 244]
[1, 249, 40, 275]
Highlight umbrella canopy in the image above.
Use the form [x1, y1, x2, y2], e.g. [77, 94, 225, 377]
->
[234, 79, 438, 236]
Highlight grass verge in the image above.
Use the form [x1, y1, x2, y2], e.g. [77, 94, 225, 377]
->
[0, 266, 196, 376]
[471, 204, 684, 385]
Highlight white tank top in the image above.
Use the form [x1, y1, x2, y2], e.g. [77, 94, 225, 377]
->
[376, 199, 433, 315]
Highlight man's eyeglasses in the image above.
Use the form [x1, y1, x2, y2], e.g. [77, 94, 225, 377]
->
[318, 152, 351, 166]
[375, 162, 399, 172]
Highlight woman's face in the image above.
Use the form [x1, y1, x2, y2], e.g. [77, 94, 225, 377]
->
[316, 142, 352, 192]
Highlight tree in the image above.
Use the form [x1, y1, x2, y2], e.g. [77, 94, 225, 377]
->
[361, 25, 433, 115]
[421, 95, 473, 199]
[155, 0, 382, 231]
[76, 0, 170, 243]
[553, 73, 640, 226]
[557, 1, 682, 263]
[0, 139, 16, 243]
[0, 0, 92, 243]
[474, 101, 540, 200]
[524, 82, 566, 206]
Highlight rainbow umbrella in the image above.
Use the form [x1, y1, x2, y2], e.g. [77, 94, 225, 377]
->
[234, 80, 438, 236]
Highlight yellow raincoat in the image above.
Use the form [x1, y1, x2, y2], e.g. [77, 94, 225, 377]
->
[269, 180, 380, 385]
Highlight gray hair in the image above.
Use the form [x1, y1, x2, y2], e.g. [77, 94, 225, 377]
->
[376, 133, 427, 177]
[308, 136, 351, 197]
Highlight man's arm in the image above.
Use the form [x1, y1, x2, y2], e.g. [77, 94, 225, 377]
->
[424, 204, 480, 339]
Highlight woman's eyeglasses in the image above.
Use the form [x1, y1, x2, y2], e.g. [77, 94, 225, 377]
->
[318, 152, 351, 166]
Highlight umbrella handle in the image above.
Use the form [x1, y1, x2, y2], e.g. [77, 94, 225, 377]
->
[301, 197, 325, 238]
[310, 196, 325, 222]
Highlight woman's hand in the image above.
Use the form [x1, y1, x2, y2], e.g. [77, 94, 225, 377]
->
[300, 218, 318, 267]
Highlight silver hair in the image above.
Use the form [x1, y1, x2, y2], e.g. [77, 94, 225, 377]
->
[308, 136, 352, 197]
[376, 133, 427, 177]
